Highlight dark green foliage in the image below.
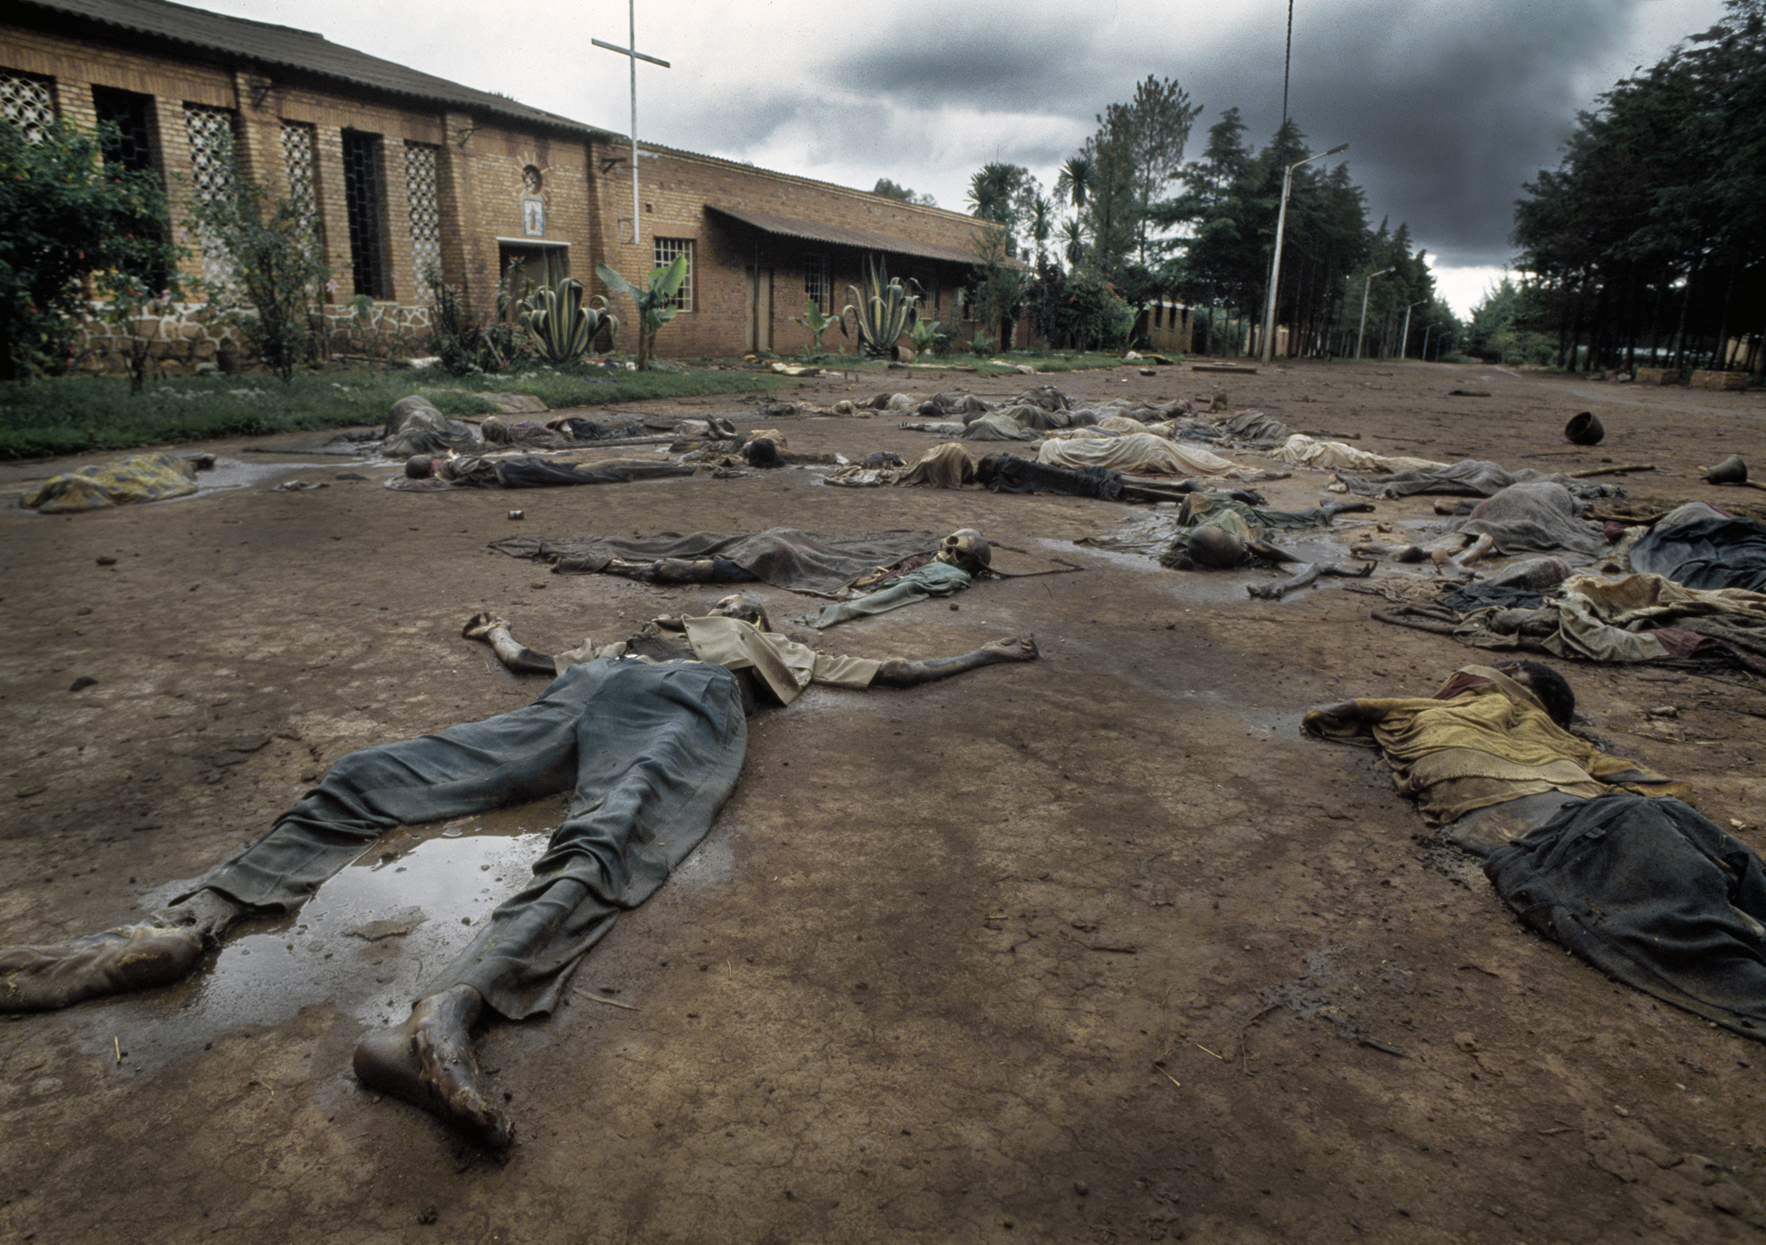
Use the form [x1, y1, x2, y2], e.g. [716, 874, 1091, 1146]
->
[967, 226, 1026, 352]
[1026, 265, 1135, 352]
[873, 178, 936, 207]
[0, 119, 180, 381]
[966, 163, 1044, 257]
[595, 256, 688, 370]
[1511, 0, 1766, 374]
[1060, 76, 1202, 279]
[1467, 278, 1554, 364]
[425, 265, 529, 375]
[188, 178, 330, 382]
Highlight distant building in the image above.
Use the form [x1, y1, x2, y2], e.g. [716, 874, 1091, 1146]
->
[2, 0, 1000, 366]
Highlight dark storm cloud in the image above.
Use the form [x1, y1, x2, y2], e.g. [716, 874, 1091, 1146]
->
[1149, 0, 1702, 267]
[823, 22, 1101, 107]
[176, 0, 1722, 277]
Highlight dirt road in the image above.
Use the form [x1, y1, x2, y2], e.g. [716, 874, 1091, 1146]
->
[2, 358, 1764, 1243]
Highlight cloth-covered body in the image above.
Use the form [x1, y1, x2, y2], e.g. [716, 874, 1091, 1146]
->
[377, 397, 480, 458]
[811, 562, 972, 629]
[980, 456, 1124, 499]
[491, 529, 942, 597]
[1037, 432, 1237, 477]
[961, 412, 1040, 441]
[1270, 434, 1445, 474]
[1157, 492, 1346, 566]
[1486, 793, 1766, 1041]
[1336, 459, 1585, 499]
[1375, 570, 1766, 672]
[825, 443, 977, 489]
[1629, 502, 1766, 592]
[22, 452, 198, 513]
[386, 455, 693, 490]
[1218, 410, 1295, 445]
[196, 658, 747, 1020]
[1302, 664, 1685, 825]
[1447, 481, 1605, 557]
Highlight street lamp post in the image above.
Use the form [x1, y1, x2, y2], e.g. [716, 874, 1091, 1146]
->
[1259, 142, 1348, 365]
[1422, 322, 1441, 361]
[1354, 265, 1396, 360]
[1399, 299, 1426, 359]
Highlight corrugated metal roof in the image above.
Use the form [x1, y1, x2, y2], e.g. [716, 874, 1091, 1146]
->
[12, 0, 610, 135]
[706, 204, 983, 267]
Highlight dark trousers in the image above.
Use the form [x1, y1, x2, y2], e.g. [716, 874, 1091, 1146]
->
[198, 658, 747, 1019]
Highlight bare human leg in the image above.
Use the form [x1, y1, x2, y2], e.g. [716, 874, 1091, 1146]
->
[872, 636, 1039, 687]
[1431, 532, 1498, 581]
[0, 887, 239, 1013]
[353, 983, 513, 1149]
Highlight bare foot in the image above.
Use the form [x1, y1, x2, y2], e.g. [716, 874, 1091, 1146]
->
[1431, 545, 1480, 582]
[1, 924, 206, 1012]
[353, 984, 512, 1149]
[983, 636, 1040, 663]
[0, 889, 237, 1012]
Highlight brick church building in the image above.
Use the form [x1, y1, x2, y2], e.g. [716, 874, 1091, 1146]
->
[1, 0, 1004, 363]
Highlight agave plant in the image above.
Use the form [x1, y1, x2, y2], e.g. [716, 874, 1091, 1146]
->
[519, 278, 617, 364]
[839, 257, 921, 358]
[595, 255, 688, 371]
[789, 298, 838, 358]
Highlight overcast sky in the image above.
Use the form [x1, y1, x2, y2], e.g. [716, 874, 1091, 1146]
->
[182, 0, 1732, 316]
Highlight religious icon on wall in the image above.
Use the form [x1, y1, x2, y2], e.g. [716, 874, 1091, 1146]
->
[522, 196, 545, 238]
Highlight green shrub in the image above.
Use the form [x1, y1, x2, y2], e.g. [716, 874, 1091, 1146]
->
[0, 119, 180, 381]
[188, 178, 329, 383]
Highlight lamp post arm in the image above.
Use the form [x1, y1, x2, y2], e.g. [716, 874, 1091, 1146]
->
[1259, 143, 1349, 366]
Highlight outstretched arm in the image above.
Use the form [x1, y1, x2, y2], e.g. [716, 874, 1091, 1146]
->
[871, 637, 1039, 688]
[463, 613, 557, 675]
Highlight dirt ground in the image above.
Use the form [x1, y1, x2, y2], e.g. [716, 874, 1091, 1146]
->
[2, 357, 1765, 1244]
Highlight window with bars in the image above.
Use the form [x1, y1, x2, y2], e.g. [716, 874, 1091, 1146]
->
[92, 86, 154, 171]
[803, 253, 830, 313]
[280, 120, 318, 225]
[653, 237, 693, 311]
[405, 141, 441, 283]
[92, 87, 167, 292]
[342, 130, 385, 298]
[184, 104, 237, 287]
[1, 69, 55, 143]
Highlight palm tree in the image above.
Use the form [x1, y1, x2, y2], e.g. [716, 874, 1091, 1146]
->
[966, 163, 1016, 225]
[1030, 193, 1054, 258]
[1054, 155, 1092, 213]
[1060, 219, 1086, 268]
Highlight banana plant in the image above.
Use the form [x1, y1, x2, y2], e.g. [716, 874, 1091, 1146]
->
[595, 255, 688, 371]
[908, 314, 946, 357]
[788, 298, 838, 358]
[839, 257, 922, 357]
[519, 278, 617, 364]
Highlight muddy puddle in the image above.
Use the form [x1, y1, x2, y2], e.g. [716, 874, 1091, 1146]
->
[94, 796, 571, 1071]
[193, 456, 382, 496]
